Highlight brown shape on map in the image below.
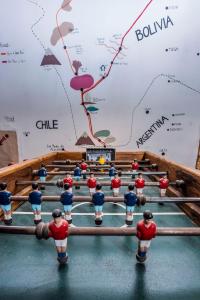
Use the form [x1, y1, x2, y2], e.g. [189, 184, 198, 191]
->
[0, 130, 19, 168]
[50, 22, 74, 46]
[62, 0, 72, 11]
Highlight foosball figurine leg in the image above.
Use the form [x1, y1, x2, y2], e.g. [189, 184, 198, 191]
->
[136, 251, 147, 263]
[95, 217, 103, 226]
[125, 211, 133, 226]
[159, 188, 166, 205]
[95, 207, 103, 226]
[3, 206, 12, 225]
[64, 206, 72, 224]
[57, 253, 68, 264]
[55, 238, 68, 265]
[4, 217, 13, 225]
[82, 172, 87, 180]
[136, 188, 144, 198]
[32, 205, 42, 225]
[136, 240, 150, 263]
[40, 185, 46, 191]
[113, 188, 119, 197]
[40, 176, 46, 191]
[75, 176, 80, 189]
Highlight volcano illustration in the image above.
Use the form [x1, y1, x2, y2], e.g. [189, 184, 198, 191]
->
[41, 48, 61, 66]
[75, 132, 95, 146]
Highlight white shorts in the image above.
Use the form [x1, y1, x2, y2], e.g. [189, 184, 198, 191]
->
[160, 189, 166, 197]
[82, 170, 86, 174]
[139, 240, 151, 248]
[89, 188, 96, 194]
[136, 188, 143, 194]
[113, 188, 119, 194]
[54, 238, 68, 247]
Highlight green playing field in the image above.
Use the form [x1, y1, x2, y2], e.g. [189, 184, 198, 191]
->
[0, 175, 200, 300]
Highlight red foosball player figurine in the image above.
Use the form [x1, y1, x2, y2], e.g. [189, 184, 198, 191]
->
[48, 209, 69, 264]
[136, 210, 157, 263]
[131, 159, 139, 179]
[63, 173, 73, 193]
[111, 172, 121, 196]
[159, 175, 169, 195]
[134, 173, 145, 196]
[159, 174, 169, 205]
[87, 173, 97, 196]
[80, 159, 88, 179]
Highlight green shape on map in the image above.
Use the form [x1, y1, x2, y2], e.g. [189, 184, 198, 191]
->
[104, 136, 116, 144]
[94, 130, 111, 138]
[86, 106, 99, 112]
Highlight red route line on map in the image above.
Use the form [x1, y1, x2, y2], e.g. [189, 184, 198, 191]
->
[56, 0, 154, 146]
[56, 5, 75, 74]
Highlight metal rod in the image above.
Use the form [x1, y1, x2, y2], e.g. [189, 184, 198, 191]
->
[52, 159, 150, 165]
[9, 196, 200, 203]
[15, 180, 177, 187]
[46, 164, 155, 170]
[0, 226, 200, 236]
[33, 171, 167, 176]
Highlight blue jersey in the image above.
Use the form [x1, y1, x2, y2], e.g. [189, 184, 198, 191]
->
[60, 191, 73, 205]
[0, 191, 12, 205]
[92, 191, 104, 206]
[109, 167, 116, 177]
[38, 167, 47, 177]
[74, 167, 81, 177]
[29, 191, 42, 205]
[124, 192, 137, 206]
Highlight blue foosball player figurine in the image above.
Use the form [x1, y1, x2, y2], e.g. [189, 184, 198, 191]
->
[0, 182, 12, 225]
[92, 184, 104, 225]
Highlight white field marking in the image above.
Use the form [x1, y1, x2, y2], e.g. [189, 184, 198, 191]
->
[71, 202, 126, 210]
[71, 202, 91, 210]
[112, 203, 126, 209]
[12, 212, 185, 216]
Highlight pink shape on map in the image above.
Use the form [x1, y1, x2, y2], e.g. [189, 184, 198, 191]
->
[70, 74, 94, 90]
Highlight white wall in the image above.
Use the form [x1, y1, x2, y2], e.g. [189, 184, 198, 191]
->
[0, 0, 200, 167]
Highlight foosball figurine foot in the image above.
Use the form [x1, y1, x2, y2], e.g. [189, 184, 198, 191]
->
[57, 256, 68, 265]
[136, 253, 147, 263]
[95, 218, 102, 226]
[125, 219, 133, 226]
[4, 218, 12, 225]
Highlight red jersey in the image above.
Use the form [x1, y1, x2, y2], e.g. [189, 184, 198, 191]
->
[111, 178, 121, 188]
[48, 219, 69, 240]
[135, 178, 145, 188]
[63, 177, 73, 187]
[87, 178, 97, 188]
[136, 220, 157, 240]
[132, 162, 139, 170]
[159, 178, 169, 189]
[80, 162, 87, 170]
